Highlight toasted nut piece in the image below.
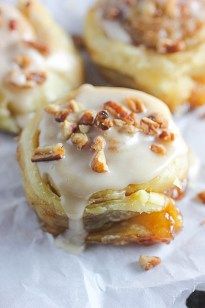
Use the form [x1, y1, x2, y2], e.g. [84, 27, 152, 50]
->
[104, 7, 122, 20]
[114, 119, 137, 134]
[71, 133, 89, 150]
[26, 71, 47, 85]
[150, 143, 167, 155]
[158, 130, 175, 142]
[91, 136, 106, 151]
[69, 99, 80, 112]
[24, 40, 50, 56]
[139, 255, 161, 271]
[61, 120, 77, 140]
[94, 110, 113, 130]
[140, 117, 159, 135]
[31, 143, 65, 162]
[79, 110, 95, 126]
[15, 55, 31, 69]
[148, 113, 168, 129]
[79, 124, 90, 134]
[197, 191, 205, 204]
[125, 97, 146, 113]
[91, 150, 109, 173]
[104, 101, 134, 124]
[8, 19, 18, 31]
[113, 119, 125, 127]
[45, 102, 75, 122]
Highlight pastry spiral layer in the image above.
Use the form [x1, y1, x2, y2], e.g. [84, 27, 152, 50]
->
[0, 0, 83, 133]
[85, 0, 205, 111]
[18, 85, 188, 250]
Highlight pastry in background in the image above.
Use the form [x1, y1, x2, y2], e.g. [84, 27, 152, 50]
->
[0, 0, 83, 134]
[85, 0, 205, 111]
[18, 85, 189, 251]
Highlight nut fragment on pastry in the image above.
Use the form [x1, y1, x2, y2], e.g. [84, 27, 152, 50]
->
[85, 0, 205, 111]
[17, 85, 189, 251]
[0, 0, 83, 134]
[138, 255, 161, 271]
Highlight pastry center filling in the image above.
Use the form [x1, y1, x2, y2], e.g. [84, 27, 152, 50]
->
[33, 85, 188, 252]
[97, 0, 205, 53]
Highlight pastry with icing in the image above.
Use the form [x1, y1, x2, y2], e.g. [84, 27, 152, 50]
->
[85, 0, 205, 111]
[18, 85, 189, 251]
[0, 0, 83, 133]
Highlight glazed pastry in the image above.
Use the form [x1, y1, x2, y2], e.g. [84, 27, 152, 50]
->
[0, 0, 83, 133]
[85, 0, 205, 111]
[18, 85, 189, 251]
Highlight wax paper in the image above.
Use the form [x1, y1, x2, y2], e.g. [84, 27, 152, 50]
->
[1, 1, 205, 307]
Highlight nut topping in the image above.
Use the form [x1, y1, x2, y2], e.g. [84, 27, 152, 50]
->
[140, 117, 159, 135]
[158, 130, 175, 142]
[31, 143, 65, 162]
[4, 69, 47, 89]
[79, 124, 90, 134]
[91, 136, 106, 151]
[71, 133, 89, 150]
[45, 101, 77, 122]
[94, 110, 113, 130]
[148, 113, 168, 129]
[138, 255, 161, 271]
[24, 40, 50, 56]
[104, 101, 134, 124]
[91, 150, 109, 173]
[8, 19, 17, 31]
[79, 110, 95, 126]
[197, 191, 205, 204]
[113, 119, 136, 134]
[125, 97, 146, 113]
[61, 120, 77, 140]
[15, 55, 31, 69]
[150, 143, 167, 155]
[26, 71, 47, 85]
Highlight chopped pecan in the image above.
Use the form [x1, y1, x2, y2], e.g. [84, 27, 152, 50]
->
[104, 101, 134, 124]
[197, 191, 205, 204]
[8, 19, 17, 31]
[79, 124, 90, 134]
[79, 110, 95, 126]
[139, 255, 161, 271]
[94, 110, 113, 130]
[69, 99, 79, 112]
[104, 7, 122, 20]
[140, 117, 159, 135]
[150, 143, 167, 155]
[91, 150, 109, 173]
[15, 55, 31, 69]
[148, 113, 168, 129]
[61, 120, 77, 140]
[125, 97, 146, 113]
[31, 143, 65, 162]
[26, 71, 47, 85]
[114, 119, 136, 134]
[24, 40, 50, 56]
[4, 70, 46, 89]
[158, 130, 175, 142]
[91, 136, 106, 151]
[71, 133, 89, 150]
[45, 103, 73, 122]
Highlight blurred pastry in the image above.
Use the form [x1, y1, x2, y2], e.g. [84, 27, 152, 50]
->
[85, 0, 205, 111]
[0, 0, 83, 133]
[18, 85, 188, 251]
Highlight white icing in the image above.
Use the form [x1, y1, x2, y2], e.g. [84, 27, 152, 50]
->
[37, 85, 188, 253]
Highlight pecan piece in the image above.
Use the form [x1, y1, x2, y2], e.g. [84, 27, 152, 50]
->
[91, 150, 108, 173]
[148, 113, 168, 129]
[24, 40, 50, 56]
[197, 191, 205, 204]
[31, 143, 65, 162]
[79, 124, 90, 134]
[104, 101, 134, 124]
[26, 71, 47, 85]
[94, 110, 113, 130]
[140, 117, 159, 135]
[79, 110, 95, 126]
[91, 136, 106, 151]
[61, 120, 77, 140]
[15, 55, 31, 69]
[150, 143, 167, 155]
[139, 255, 161, 271]
[125, 97, 146, 113]
[45, 102, 75, 122]
[8, 19, 17, 31]
[71, 133, 89, 150]
[158, 130, 175, 142]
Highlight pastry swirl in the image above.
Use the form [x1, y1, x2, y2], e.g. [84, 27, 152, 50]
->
[18, 85, 188, 250]
[85, 0, 205, 111]
[0, 0, 83, 133]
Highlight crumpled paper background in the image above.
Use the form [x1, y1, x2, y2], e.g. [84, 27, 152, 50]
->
[1, 1, 205, 307]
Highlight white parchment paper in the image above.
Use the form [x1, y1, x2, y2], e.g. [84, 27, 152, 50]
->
[1, 1, 205, 307]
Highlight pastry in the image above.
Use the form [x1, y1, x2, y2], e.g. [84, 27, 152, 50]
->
[85, 0, 205, 111]
[18, 85, 189, 251]
[0, 0, 83, 133]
